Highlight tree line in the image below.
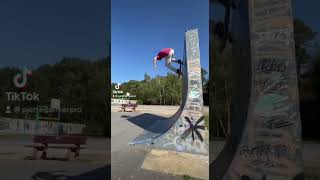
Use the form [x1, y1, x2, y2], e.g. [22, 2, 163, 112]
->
[112, 69, 209, 106]
[0, 57, 111, 136]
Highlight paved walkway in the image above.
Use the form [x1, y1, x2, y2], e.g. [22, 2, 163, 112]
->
[0, 135, 109, 180]
[112, 104, 209, 115]
[111, 112, 183, 180]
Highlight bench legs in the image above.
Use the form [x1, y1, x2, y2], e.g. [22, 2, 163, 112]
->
[66, 149, 72, 160]
[66, 148, 80, 160]
[30, 147, 81, 161]
[32, 146, 46, 160]
[32, 148, 38, 159]
[71, 147, 80, 158]
[41, 149, 47, 159]
[74, 149, 80, 158]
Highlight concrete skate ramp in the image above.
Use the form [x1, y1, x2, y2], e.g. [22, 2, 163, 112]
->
[129, 29, 209, 155]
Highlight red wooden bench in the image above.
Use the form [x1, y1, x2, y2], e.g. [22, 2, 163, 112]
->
[121, 103, 137, 112]
[25, 135, 87, 160]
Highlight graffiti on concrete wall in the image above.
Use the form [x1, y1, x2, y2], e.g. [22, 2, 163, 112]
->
[0, 117, 85, 135]
[180, 116, 205, 142]
[223, 0, 303, 179]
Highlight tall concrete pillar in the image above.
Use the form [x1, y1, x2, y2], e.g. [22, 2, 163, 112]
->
[212, 0, 304, 179]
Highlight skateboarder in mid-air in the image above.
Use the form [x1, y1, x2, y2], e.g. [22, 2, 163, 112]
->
[153, 48, 183, 77]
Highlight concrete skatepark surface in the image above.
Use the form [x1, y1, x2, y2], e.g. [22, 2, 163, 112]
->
[111, 111, 184, 180]
[0, 160, 109, 180]
[112, 110, 320, 179]
[0, 135, 109, 180]
[1, 110, 319, 180]
[111, 105, 209, 116]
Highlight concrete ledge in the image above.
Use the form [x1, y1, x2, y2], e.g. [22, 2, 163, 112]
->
[141, 149, 209, 180]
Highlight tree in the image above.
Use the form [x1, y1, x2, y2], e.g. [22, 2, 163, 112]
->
[201, 68, 209, 85]
[312, 50, 320, 100]
[294, 18, 317, 79]
[0, 57, 111, 136]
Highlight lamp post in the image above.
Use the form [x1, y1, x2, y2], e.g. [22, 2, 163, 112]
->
[126, 92, 130, 104]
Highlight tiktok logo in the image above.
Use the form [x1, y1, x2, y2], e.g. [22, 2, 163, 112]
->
[5, 67, 39, 103]
[115, 83, 120, 90]
[13, 67, 32, 89]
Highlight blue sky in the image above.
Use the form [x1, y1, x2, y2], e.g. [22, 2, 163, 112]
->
[0, 0, 319, 76]
[0, 0, 110, 70]
[111, 0, 209, 83]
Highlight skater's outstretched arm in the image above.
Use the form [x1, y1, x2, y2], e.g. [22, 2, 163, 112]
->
[153, 56, 158, 70]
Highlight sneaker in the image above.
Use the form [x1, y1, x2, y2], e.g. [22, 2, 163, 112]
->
[176, 69, 182, 78]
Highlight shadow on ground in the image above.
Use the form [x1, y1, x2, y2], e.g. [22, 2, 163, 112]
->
[31, 165, 110, 180]
[25, 156, 71, 161]
[120, 115, 134, 119]
[126, 113, 173, 133]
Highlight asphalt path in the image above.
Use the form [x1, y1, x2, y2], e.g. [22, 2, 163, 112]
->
[111, 111, 183, 180]
[0, 135, 110, 180]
